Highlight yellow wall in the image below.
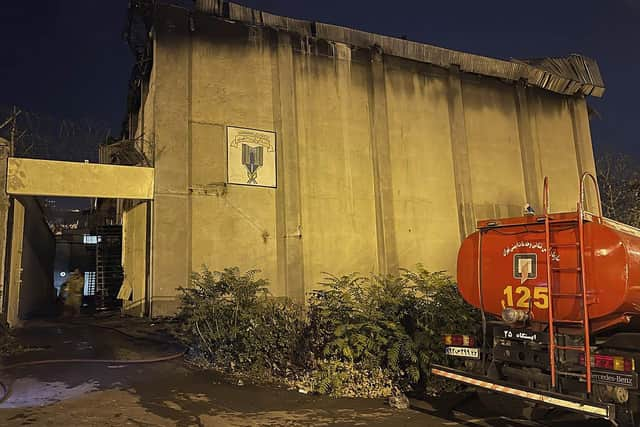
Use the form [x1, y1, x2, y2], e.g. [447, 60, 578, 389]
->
[122, 202, 148, 316]
[145, 7, 598, 315]
[7, 158, 154, 200]
[292, 49, 379, 292]
[6, 199, 24, 327]
[188, 23, 279, 292]
[0, 147, 10, 319]
[530, 90, 582, 213]
[5, 197, 55, 327]
[384, 59, 460, 272]
[462, 77, 527, 220]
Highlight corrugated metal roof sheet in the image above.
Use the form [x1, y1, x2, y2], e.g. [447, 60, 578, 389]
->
[515, 55, 604, 96]
[227, 3, 313, 36]
[207, 2, 605, 98]
[195, 0, 223, 15]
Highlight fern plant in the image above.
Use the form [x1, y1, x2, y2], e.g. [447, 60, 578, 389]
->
[0, 320, 17, 357]
[305, 266, 480, 393]
[307, 273, 421, 386]
[401, 265, 481, 390]
[176, 265, 479, 396]
[176, 266, 305, 376]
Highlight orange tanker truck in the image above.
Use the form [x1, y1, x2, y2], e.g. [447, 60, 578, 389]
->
[432, 173, 640, 426]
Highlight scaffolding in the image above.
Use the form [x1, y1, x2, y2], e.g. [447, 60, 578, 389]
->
[95, 225, 124, 310]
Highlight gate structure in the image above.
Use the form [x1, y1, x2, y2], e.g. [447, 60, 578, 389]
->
[1, 157, 153, 325]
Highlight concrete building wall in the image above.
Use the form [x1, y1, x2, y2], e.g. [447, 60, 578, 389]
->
[530, 90, 583, 212]
[384, 59, 459, 271]
[462, 77, 527, 221]
[6, 158, 153, 200]
[188, 21, 279, 295]
[5, 198, 24, 326]
[145, 7, 598, 315]
[0, 147, 11, 319]
[292, 46, 379, 293]
[122, 201, 148, 316]
[18, 196, 56, 319]
[6, 197, 55, 326]
[149, 8, 191, 315]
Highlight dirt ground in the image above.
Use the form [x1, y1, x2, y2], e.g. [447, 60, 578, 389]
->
[0, 318, 610, 427]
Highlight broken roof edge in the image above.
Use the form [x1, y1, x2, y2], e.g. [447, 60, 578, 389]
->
[194, 1, 604, 98]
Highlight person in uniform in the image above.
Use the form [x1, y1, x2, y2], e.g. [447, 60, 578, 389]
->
[62, 269, 84, 317]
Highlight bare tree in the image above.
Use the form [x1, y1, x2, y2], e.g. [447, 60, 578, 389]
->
[597, 152, 640, 227]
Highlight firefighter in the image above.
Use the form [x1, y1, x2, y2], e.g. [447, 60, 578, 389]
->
[62, 269, 84, 317]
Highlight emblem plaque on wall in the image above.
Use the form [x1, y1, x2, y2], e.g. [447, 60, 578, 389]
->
[226, 126, 276, 188]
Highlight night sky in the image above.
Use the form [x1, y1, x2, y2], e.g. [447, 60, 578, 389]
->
[1, 0, 638, 157]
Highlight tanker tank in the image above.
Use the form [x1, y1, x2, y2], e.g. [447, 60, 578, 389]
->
[457, 212, 640, 333]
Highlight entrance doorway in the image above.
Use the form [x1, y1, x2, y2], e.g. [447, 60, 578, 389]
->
[1, 158, 153, 326]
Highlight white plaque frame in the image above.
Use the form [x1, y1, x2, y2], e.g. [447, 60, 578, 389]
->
[226, 126, 277, 188]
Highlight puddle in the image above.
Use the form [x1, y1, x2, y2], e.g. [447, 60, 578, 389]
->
[0, 377, 99, 408]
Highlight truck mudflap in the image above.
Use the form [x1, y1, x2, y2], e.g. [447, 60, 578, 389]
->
[431, 365, 615, 421]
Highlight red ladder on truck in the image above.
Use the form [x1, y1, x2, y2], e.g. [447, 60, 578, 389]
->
[543, 172, 602, 394]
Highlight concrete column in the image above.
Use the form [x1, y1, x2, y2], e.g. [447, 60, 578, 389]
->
[150, 7, 191, 316]
[368, 47, 398, 274]
[514, 84, 544, 211]
[271, 32, 305, 302]
[447, 67, 475, 240]
[569, 96, 599, 213]
[6, 199, 24, 327]
[0, 147, 11, 322]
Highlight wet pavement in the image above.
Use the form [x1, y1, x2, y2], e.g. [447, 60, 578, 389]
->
[0, 318, 614, 426]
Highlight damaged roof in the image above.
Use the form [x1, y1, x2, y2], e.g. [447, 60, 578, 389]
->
[194, 0, 605, 98]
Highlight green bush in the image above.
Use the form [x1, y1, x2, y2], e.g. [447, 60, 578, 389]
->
[401, 266, 481, 391]
[177, 265, 480, 396]
[176, 267, 305, 376]
[306, 266, 480, 392]
[0, 321, 16, 357]
[307, 273, 420, 386]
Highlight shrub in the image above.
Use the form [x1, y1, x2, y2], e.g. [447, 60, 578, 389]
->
[177, 265, 480, 396]
[175, 267, 305, 376]
[307, 273, 420, 386]
[306, 266, 480, 394]
[0, 321, 16, 357]
[401, 266, 481, 392]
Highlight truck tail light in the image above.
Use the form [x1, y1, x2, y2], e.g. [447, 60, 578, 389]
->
[443, 334, 475, 347]
[579, 354, 635, 372]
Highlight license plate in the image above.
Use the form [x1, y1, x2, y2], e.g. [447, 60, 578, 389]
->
[445, 346, 480, 359]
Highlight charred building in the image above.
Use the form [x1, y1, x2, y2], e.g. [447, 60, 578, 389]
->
[120, 1, 604, 315]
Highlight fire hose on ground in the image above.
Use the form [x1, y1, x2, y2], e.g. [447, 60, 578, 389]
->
[0, 321, 187, 405]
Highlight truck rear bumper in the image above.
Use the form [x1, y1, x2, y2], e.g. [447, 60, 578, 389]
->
[431, 365, 615, 421]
